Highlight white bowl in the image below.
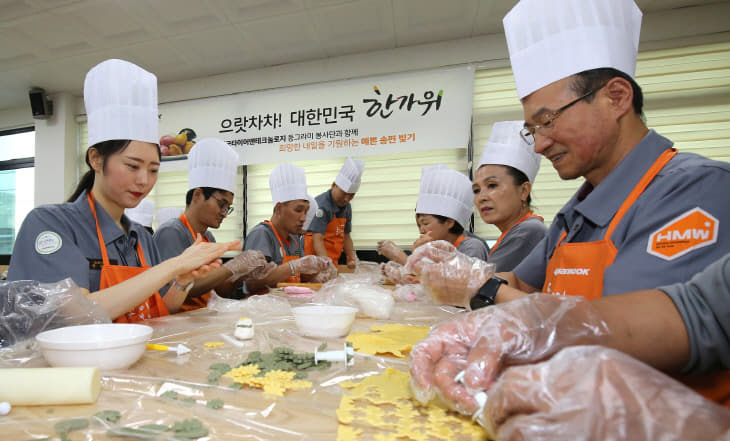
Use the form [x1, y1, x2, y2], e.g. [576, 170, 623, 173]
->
[292, 305, 358, 338]
[36, 324, 153, 370]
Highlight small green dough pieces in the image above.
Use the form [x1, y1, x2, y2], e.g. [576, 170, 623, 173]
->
[205, 399, 224, 409]
[171, 419, 208, 439]
[54, 418, 89, 434]
[160, 390, 179, 399]
[94, 410, 122, 423]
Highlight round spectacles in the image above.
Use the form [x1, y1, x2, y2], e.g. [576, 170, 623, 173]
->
[210, 194, 234, 215]
[520, 82, 607, 145]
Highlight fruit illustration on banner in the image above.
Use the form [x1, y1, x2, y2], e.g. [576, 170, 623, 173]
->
[159, 128, 197, 156]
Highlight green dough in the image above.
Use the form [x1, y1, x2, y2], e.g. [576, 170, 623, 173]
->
[171, 419, 208, 439]
[54, 418, 89, 434]
[180, 397, 196, 406]
[94, 410, 122, 423]
[205, 399, 224, 409]
[160, 391, 179, 399]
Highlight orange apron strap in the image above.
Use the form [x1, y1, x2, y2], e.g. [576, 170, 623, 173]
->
[453, 235, 466, 249]
[87, 191, 111, 266]
[489, 211, 543, 257]
[604, 149, 677, 239]
[264, 220, 293, 260]
[180, 213, 210, 243]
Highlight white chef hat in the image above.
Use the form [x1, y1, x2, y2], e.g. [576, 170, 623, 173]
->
[188, 138, 239, 194]
[155, 206, 184, 228]
[125, 198, 155, 228]
[478, 121, 542, 184]
[84, 59, 158, 147]
[270, 163, 317, 222]
[416, 165, 474, 230]
[503, 0, 642, 99]
[303, 195, 319, 231]
[334, 157, 365, 193]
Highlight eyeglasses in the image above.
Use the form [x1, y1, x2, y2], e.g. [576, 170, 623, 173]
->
[210, 194, 234, 215]
[520, 82, 607, 145]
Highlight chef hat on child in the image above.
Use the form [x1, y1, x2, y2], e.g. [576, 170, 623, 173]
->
[334, 157, 365, 193]
[478, 121, 542, 183]
[84, 59, 158, 147]
[125, 198, 155, 228]
[188, 138, 239, 194]
[416, 165, 474, 230]
[503, 0, 642, 99]
[155, 207, 184, 228]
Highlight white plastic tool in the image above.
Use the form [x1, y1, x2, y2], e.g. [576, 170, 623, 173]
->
[234, 317, 254, 340]
[454, 370, 487, 420]
[314, 343, 355, 367]
[219, 333, 244, 348]
[146, 343, 191, 356]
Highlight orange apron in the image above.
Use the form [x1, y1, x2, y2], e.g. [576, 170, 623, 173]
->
[265, 220, 301, 283]
[452, 235, 467, 249]
[541, 149, 730, 408]
[177, 213, 211, 312]
[304, 216, 347, 265]
[489, 211, 544, 257]
[87, 192, 168, 323]
[542, 149, 677, 300]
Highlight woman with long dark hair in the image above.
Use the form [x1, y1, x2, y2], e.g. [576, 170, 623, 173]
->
[8, 59, 239, 322]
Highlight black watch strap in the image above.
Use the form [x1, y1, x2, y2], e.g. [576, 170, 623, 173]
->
[470, 276, 508, 310]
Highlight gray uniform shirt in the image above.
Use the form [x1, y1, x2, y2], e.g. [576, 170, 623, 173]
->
[456, 235, 490, 262]
[514, 130, 730, 295]
[153, 215, 216, 261]
[8, 191, 161, 292]
[244, 221, 303, 265]
[308, 189, 352, 235]
[660, 253, 730, 375]
[489, 216, 547, 272]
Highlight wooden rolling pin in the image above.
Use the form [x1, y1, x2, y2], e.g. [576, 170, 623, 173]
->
[276, 282, 323, 289]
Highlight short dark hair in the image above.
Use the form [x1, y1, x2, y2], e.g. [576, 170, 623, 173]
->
[432, 214, 465, 236]
[185, 187, 218, 206]
[570, 67, 644, 118]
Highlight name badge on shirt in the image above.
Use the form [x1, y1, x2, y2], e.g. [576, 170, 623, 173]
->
[88, 258, 118, 269]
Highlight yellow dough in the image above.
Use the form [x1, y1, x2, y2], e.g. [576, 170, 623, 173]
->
[345, 324, 430, 358]
[0, 367, 101, 405]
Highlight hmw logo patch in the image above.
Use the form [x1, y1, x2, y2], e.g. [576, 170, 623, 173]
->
[647, 207, 718, 261]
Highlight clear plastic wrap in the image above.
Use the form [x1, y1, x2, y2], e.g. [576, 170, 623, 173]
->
[0, 278, 110, 359]
[404, 240, 495, 308]
[484, 346, 730, 441]
[0, 285, 462, 441]
[409, 294, 610, 415]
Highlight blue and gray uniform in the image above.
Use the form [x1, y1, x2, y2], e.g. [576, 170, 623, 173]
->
[660, 253, 730, 375]
[308, 189, 352, 235]
[489, 217, 547, 272]
[244, 221, 303, 265]
[456, 236, 490, 262]
[7, 191, 161, 292]
[515, 130, 730, 295]
[153, 216, 215, 261]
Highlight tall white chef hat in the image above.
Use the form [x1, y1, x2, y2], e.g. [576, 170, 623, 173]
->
[334, 157, 365, 193]
[503, 0, 642, 99]
[270, 163, 317, 221]
[125, 198, 155, 228]
[84, 59, 158, 147]
[188, 138, 239, 194]
[155, 206, 184, 228]
[416, 165, 474, 230]
[478, 121, 542, 183]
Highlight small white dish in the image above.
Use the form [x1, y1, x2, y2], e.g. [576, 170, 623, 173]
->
[292, 305, 358, 338]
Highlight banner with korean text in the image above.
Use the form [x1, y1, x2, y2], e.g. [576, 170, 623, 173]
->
[159, 65, 474, 165]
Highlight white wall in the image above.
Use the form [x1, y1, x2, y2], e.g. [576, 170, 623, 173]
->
[20, 2, 730, 207]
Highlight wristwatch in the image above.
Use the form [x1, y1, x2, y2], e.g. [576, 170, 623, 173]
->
[469, 276, 508, 310]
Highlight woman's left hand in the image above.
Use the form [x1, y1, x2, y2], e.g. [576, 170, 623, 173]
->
[174, 235, 242, 285]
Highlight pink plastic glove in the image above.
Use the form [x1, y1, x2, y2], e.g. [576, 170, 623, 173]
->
[376, 240, 408, 264]
[405, 240, 494, 308]
[223, 250, 269, 279]
[409, 294, 609, 415]
[381, 261, 418, 285]
[484, 346, 730, 441]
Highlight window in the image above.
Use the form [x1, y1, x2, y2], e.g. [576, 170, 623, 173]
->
[0, 127, 35, 256]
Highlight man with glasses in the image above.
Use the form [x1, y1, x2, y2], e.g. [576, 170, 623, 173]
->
[154, 138, 271, 310]
[406, 0, 730, 427]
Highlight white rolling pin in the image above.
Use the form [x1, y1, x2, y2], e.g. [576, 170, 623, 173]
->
[0, 367, 101, 406]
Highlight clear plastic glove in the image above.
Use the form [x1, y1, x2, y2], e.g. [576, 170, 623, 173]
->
[247, 261, 277, 281]
[381, 261, 418, 285]
[483, 346, 730, 441]
[174, 236, 242, 286]
[411, 232, 434, 252]
[223, 250, 269, 280]
[409, 294, 609, 415]
[309, 259, 338, 283]
[404, 240, 494, 308]
[292, 255, 335, 277]
[346, 256, 358, 270]
[376, 240, 408, 264]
